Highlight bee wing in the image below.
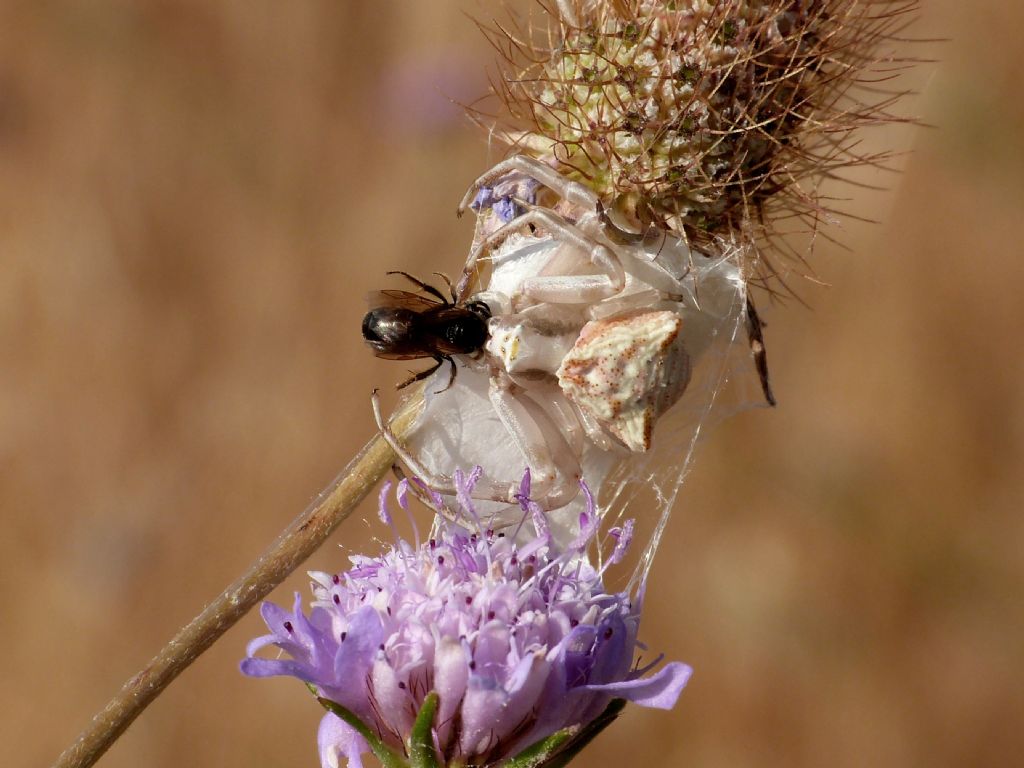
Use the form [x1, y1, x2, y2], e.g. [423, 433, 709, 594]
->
[366, 290, 442, 313]
[372, 350, 432, 361]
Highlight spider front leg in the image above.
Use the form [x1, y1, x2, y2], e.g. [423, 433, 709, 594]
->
[371, 378, 582, 510]
[371, 390, 520, 502]
[487, 373, 582, 509]
[457, 154, 600, 217]
[457, 206, 626, 305]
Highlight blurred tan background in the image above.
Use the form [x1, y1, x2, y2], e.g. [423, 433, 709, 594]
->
[2, 2, 1020, 767]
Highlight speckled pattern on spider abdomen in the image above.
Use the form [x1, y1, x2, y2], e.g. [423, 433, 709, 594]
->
[556, 309, 691, 452]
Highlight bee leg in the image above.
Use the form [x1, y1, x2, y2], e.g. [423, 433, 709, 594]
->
[396, 356, 444, 390]
[429, 355, 457, 395]
[443, 356, 457, 393]
[433, 272, 457, 303]
[386, 270, 450, 305]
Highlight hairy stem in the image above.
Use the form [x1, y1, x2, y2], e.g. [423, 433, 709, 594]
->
[52, 396, 421, 768]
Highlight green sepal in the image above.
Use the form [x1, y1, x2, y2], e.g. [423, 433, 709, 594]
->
[502, 726, 578, 768]
[538, 699, 627, 768]
[316, 695, 409, 768]
[408, 692, 441, 768]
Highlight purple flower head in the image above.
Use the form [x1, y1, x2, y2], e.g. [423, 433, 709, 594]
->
[242, 469, 690, 768]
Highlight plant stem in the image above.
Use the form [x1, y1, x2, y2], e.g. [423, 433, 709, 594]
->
[52, 397, 420, 768]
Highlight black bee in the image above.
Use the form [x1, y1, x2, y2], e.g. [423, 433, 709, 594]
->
[362, 271, 491, 390]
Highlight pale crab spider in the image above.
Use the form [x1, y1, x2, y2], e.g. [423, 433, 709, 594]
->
[373, 155, 772, 510]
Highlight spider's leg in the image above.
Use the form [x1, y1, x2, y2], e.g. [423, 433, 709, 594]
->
[541, 385, 586, 457]
[515, 205, 627, 304]
[571, 401, 618, 452]
[596, 198, 674, 255]
[397, 357, 443, 390]
[372, 390, 458, 495]
[457, 154, 599, 216]
[456, 207, 625, 304]
[386, 270, 449, 304]
[746, 295, 776, 407]
[487, 376, 581, 509]
[389, 462, 464, 527]
[595, 199, 643, 245]
[371, 390, 528, 507]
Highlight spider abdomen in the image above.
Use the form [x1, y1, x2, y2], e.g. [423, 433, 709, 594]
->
[556, 310, 691, 453]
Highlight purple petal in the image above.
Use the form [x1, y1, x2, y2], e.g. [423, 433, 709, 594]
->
[583, 662, 693, 709]
[259, 601, 296, 639]
[318, 713, 368, 768]
[517, 467, 532, 505]
[455, 468, 482, 526]
[491, 652, 549, 739]
[607, 519, 635, 565]
[239, 656, 316, 681]
[472, 623, 512, 678]
[568, 482, 599, 551]
[377, 482, 393, 525]
[493, 196, 520, 223]
[244, 632, 279, 658]
[525, 502, 550, 552]
[292, 594, 334, 673]
[523, 177, 540, 204]
[370, 656, 414, 737]
[396, 479, 410, 510]
[471, 186, 495, 212]
[333, 606, 383, 674]
[323, 606, 382, 708]
[459, 676, 508, 758]
[557, 625, 598, 688]
[433, 638, 469, 747]
[584, 615, 633, 686]
[527, 626, 590, 737]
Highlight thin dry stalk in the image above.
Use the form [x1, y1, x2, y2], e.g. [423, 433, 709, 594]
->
[51, 398, 422, 768]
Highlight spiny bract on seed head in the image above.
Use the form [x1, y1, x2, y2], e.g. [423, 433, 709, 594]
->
[477, 0, 919, 290]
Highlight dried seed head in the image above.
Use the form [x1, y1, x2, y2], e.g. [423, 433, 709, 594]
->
[476, 0, 921, 290]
